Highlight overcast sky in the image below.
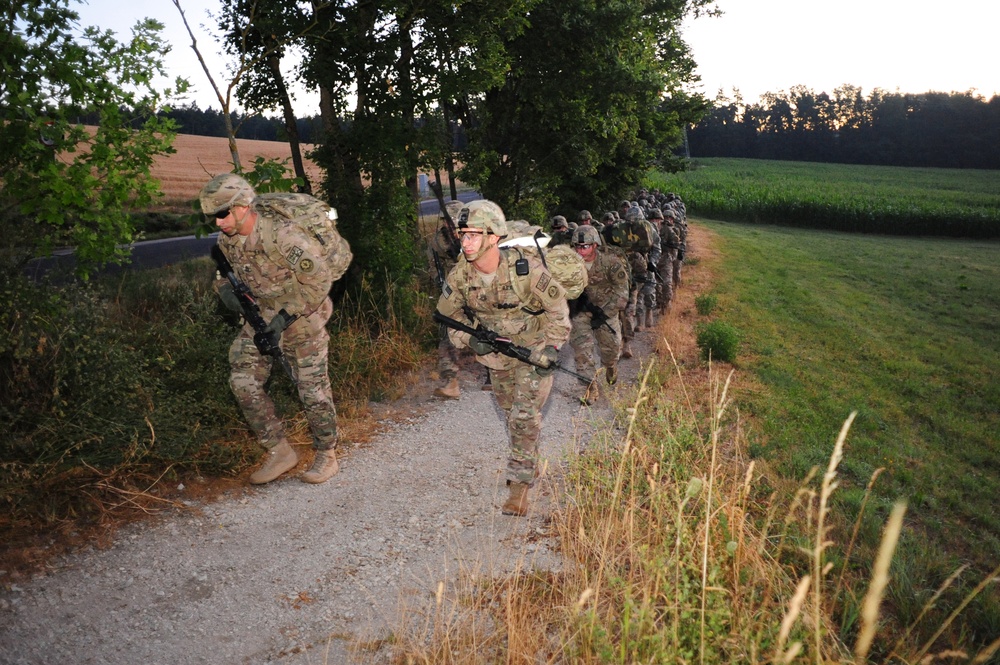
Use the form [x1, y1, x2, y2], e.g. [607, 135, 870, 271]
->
[73, 0, 1000, 115]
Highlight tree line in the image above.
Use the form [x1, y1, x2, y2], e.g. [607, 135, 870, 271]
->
[687, 86, 1000, 169]
[3, 0, 716, 280]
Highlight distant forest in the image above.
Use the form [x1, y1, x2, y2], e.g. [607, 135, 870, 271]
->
[85, 86, 999, 171]
[687, 86, 1000, 169]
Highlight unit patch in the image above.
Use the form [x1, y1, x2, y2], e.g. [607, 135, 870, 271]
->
[287, 246, 304, 265]
[299, 258, 315, 273]
[547, 285, 560, 298]
[535, 273, 551, 292]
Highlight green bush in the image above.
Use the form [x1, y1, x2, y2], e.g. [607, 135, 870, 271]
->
[694, 294, 717, 316]
[695, 320, 740, 363]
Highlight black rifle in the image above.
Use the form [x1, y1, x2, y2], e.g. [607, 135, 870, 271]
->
[427, 179, 462, 261]
[570, 292, 616, 335]
[433, 311, 592, 384]
[211, 245, 298, 381]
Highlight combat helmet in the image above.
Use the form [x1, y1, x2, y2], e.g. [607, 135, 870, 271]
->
[572, 225, 603, 247]
[550, 215, 568, 230]
[199, 173, 256, 214]
[624, 206, 645, 222]
[459, 199, 507, 238]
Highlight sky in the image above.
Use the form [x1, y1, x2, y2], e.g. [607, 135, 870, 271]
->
[71, 0, 1000, 116]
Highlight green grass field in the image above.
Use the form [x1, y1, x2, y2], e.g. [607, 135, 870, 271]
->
[693, 218, 1000, 640]
[648, 158, 1000, 237]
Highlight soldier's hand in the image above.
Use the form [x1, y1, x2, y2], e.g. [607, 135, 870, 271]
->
[469, 337, 495, 355]
[265, 310, 296, 339]
[533, 345, 559, 377]
[218, 282, 241, 313]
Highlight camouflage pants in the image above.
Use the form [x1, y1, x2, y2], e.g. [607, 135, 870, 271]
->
[436, 323, 460, 380]
[673, 253, 683, 287]
[489, 362, 554, 486]
[627, 277, 657, 322]
[658, 248, 677, 308]
[569, 312, 622, 377]
[228, 298, 338, 451]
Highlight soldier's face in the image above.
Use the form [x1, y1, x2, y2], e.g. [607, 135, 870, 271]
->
[214, 208, 237, 236]
[574, 243, 597, 262]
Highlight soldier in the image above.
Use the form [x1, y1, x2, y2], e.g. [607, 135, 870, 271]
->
[650, 208, 677, 314]
[429, 200, 466, 399]
[567, 226, 630, 405]
[436, 200, 571, 516]
[623, 206, 661, 332]
[200, 173, 351, 485]
[548, 215, 573, 247]
[673, 206, 688, 287]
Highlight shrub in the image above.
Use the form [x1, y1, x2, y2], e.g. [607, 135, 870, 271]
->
[694, 294, 717, 316]
[696, 320, 740, 363]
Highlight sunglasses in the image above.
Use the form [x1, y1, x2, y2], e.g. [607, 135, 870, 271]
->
[575, 243, 596, 250]
[212, 208, 231, 219]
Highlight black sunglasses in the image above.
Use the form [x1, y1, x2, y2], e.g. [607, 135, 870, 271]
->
[212, 208, 231, 219]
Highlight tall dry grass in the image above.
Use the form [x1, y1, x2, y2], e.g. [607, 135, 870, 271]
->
[378, 349, 998, 664]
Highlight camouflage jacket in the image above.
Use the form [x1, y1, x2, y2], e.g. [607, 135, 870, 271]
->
[436, 249, 571, 370]
[660, 223, 681, 250]
[217, 203, 336, 321]
[583, 247, 630, 315]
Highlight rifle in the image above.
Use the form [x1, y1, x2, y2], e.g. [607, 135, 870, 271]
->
[433, 311, 592, 384]
[570, 292, 616, 335]
[427, 179, 462, 261]
[211, 245, 298, 381]
[432, 250, 447, 290]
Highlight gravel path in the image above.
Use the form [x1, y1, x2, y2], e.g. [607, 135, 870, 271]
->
[0, 334, 657, 665]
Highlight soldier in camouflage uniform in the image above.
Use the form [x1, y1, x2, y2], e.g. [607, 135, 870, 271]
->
[547, 215, 573, 247]
[200, 173, 351, 485]
[623, 206, 661, 332]
[436, 200, 571, 516]
[429, 200, 466, 399]
[651, 208, 678, 314]
[567, 226, 630, 405]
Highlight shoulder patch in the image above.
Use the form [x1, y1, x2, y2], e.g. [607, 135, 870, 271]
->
[299, 258, 314, 273]
[443, 282, 453, 298]
[547, 285, 560, 299]
[287, 246, 304, 265]
[535, 272, 551, 292]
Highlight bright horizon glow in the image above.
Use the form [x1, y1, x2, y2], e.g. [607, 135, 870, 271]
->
[69, 0, 1000, 117]
[681, 0, 999, 104]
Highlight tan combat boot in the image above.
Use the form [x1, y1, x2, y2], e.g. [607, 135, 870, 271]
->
[621, 341, 633, 359]
[606, 365, 617, 385]
[580, 379, 599, 406]
[644, 309, 655, 329]
[249, 441, 297, 484]
[302, 449, 339, 484]
[434, 377, 460, 399]
[502, 481, 530, 516]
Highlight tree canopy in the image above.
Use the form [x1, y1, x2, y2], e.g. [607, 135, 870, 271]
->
[1, 0, 188, 277]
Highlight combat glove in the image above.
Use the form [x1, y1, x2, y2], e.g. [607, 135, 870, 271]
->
[262, 309, 296, 347]
[469, 337, 495, 355]
[533, 345, 559, 377]
[218, 282, 241, 313]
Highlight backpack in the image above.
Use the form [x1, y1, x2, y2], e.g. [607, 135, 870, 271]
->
[503, 243, 588, 301]
[256, 193, 353, 282]
[605, 219, 653, 253]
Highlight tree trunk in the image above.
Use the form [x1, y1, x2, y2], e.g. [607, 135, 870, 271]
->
[266, 49, 311, 194]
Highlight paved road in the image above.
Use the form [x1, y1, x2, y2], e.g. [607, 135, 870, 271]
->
[23, 191, 480, 281]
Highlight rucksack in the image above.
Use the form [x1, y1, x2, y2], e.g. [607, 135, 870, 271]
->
[605, 219, 653, 253]
[502, 243, 588, 301]
[256, 193, 353, 282]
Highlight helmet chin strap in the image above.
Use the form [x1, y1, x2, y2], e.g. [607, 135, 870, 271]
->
[233, 206, 255, 235]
